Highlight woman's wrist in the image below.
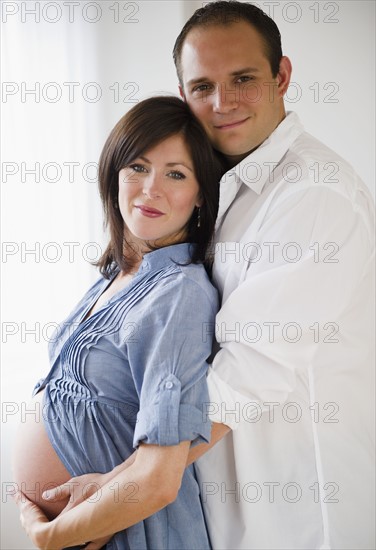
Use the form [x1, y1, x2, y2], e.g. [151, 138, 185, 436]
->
[34, 520, 59, 550]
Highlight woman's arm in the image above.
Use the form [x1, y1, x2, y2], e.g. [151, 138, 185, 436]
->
[41, 451, 138, 513]
[42, 421, 230, 508]
[16, 425, 231, 549]
[17, 441, 190, 550]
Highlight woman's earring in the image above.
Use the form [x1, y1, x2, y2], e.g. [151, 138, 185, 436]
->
[197, 207, 201, 228]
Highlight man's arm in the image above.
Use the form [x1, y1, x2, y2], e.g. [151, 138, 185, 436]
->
[187, 422, 231, 466]
[201, 184, 374, 430]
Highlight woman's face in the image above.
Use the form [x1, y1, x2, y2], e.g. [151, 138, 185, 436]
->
[118, 134, 203, 253]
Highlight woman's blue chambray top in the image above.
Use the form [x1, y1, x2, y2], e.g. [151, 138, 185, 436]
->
[33, 243, 218, 550]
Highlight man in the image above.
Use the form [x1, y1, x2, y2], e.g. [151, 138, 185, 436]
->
[16, 2, 374, 549]
[173, 2, 375, 549]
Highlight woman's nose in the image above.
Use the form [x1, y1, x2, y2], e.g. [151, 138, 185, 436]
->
[142, 173, 162, 198]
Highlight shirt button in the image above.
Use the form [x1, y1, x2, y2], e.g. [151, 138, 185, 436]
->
[165, 381, 173, 389]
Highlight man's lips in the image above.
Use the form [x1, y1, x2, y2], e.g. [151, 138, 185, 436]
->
[214, 117, 250, 130]
[134, 205, 164, 217]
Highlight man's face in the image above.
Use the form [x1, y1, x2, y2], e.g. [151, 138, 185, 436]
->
[179, 21, 291, 165]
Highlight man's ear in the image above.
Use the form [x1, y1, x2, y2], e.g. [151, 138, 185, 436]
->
[276, 56, 292, 97]
[178, 84, 186, 101]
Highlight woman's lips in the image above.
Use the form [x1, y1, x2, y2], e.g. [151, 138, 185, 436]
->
[135, 205, 164, 218]
[215, 117, 250, 130]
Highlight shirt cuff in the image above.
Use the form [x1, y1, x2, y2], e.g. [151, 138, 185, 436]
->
[133, 374, 211, 448]
[205, 367, 255, 431]
[32, 378, 46, 396]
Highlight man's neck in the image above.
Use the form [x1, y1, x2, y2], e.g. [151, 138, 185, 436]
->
[225, 110, 288, 169]
[224, 146, 260, 169]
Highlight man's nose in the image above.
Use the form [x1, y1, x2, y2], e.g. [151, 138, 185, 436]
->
[212, 83, 239, 113]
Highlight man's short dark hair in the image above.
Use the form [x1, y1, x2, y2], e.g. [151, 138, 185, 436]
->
[173, 1, 283, 85]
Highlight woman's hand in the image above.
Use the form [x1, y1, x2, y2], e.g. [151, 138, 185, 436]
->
[42, 472, 115, 549]
[43, 472, 113, 515]
[42, 452, 138, 517]
[14, 491, 52, 550]
[14, 443, 191, 548]
[14, 489, 111, 550]
[15, 471, 116, 550]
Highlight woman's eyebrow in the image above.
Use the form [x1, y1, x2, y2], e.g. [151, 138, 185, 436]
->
[166, 162, 193, 173]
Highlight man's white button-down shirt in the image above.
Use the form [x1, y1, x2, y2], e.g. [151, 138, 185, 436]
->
[196, 112, 375, 550]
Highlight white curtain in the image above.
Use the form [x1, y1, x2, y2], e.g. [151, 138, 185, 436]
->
[1, 3, 192, 547]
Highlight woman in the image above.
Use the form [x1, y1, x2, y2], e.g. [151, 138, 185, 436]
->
[13, 96, 225, 549]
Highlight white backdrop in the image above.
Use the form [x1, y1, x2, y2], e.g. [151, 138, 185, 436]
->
[1, 1, 375, 547]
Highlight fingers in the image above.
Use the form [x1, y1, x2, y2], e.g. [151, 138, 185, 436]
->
[13, 491, 49, 533]
[14, 491, 46, 519]
[44, 476, 101, 516]
[84, 536, 112, 550]
[43, 473, 105, 505]
[43, 480, 82, 516]
[58, 498, 79, 515]
[43, 483, 73, 502]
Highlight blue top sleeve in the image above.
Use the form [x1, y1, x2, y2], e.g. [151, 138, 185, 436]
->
[128, 269, 218, 448]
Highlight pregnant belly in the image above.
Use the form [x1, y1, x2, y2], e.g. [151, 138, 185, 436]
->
[12, 390, 71, 519]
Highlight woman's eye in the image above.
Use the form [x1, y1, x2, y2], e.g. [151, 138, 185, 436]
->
[168, 170, 186, 180]
[129, 163, 147, 173]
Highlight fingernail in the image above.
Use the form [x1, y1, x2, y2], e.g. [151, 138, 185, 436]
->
[43, 490, 51, 500]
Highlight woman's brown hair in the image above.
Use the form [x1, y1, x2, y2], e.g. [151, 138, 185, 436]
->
[96, 96, 225, 278]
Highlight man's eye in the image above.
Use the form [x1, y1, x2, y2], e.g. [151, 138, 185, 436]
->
[236, 76, 254, 84]
[192, 83, 212, 93]
[168, 170, 186, 180]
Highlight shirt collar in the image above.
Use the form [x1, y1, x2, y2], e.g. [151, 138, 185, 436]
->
[139, 242, 194, 273]
[215, 112, 304, 227]
[229, 111, 304, 193]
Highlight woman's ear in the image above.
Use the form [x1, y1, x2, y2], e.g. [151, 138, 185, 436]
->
[195, 194, 204, 208]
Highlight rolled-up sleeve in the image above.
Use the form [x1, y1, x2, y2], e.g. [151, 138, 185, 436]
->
[127, 272, 218, 448]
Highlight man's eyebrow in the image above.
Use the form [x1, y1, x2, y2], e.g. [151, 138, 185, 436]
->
[186, 76, 210, 87]
[186, 67, 260, 87]
[231, 67, 260, 76]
